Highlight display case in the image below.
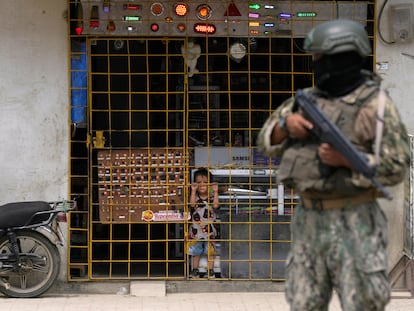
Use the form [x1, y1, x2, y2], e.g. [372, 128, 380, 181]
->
[208, 168, 298, 279]
[210, 168, 299, 216]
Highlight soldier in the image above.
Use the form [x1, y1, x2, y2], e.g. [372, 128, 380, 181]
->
[257, 19, 410, 311]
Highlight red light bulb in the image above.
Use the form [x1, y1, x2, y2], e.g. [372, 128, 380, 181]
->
[75, 27, 83, 35]
[151, 23, 159, 32]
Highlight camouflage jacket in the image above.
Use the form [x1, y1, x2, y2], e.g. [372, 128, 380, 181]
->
[257, 76, 410, 194]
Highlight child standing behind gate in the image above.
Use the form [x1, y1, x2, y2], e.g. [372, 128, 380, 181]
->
[188, 168, 220, 278]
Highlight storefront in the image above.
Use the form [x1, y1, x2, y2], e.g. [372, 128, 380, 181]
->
[67, 0, 376, 281]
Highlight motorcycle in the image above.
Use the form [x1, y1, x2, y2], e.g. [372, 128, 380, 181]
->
[0, 200, 76, 298]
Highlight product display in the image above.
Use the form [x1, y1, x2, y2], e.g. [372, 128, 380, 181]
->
[97, 148, 188, 222]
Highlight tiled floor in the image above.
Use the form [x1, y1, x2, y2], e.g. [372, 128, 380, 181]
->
[0, 292, 412, 311]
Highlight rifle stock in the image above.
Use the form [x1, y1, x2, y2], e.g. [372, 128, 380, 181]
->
[294, 89, 392, 200]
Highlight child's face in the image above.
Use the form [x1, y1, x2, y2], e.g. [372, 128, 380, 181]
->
[195, 175, 208, 195]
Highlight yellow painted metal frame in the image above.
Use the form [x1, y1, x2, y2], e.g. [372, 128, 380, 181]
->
[67, 0, 377, 281]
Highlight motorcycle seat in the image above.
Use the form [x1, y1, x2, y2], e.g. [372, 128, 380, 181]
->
[0, 201, 52, 229]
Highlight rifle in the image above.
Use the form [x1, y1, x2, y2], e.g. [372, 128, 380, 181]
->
[294, 89, 392, 200]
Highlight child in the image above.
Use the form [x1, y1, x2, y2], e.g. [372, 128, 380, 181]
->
[188, 168, 219, 278]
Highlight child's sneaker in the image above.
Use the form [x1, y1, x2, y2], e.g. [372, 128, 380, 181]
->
[190, 268, 200, 278]
[208, 269, 215, 279]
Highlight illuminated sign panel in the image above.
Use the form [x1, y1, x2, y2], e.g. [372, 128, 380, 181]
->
[194, 23, 216, 34]
[174, 3, 189, 16]
[123, 16, 141, 21]
[123, 4, 141, 11]
[77, 1, 368, 37]
[151, 2, 164, 16]
[279, 13, 292, 19]
[197, 4, 212, 20]
[296, 12, 317, 17]
[249, 3, 261, 10]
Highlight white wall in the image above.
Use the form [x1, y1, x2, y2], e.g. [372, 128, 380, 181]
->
[376, 0, 414, 270]
[0, 0, 68, 203]
[376, 0, 414, 134]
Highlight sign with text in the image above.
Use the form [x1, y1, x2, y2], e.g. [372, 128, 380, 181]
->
[194, 147, 250, 167]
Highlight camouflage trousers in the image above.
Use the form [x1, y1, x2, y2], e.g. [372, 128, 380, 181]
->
[285, 201, 391, 311]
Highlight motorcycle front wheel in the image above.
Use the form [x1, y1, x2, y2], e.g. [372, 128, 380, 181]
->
[0, 230, 60, 298]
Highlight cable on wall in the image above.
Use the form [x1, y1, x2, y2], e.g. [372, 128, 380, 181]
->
[377, 0, 396, 44]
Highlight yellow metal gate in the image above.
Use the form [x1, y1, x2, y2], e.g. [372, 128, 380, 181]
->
[67, 0, 376, 281]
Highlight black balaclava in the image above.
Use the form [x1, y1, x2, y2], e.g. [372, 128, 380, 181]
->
[312, 51, 365, 97]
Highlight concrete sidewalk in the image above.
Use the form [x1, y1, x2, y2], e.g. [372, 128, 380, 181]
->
[0, 291, 412, 311]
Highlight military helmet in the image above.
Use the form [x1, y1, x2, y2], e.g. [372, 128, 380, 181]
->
[303, 19, 371, 57]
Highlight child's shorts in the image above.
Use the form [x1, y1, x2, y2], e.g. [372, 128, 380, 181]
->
[188, 241, 215, 256]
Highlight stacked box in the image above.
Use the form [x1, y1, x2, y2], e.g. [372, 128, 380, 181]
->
[97, 148, 187, 223]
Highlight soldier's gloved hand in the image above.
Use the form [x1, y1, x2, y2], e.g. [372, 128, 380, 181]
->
[318, 143, 352, 168]
[285, 114, 313, 139]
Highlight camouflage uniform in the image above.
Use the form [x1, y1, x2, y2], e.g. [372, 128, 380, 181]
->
[286, 203, 390, 311]
[257, 74, 409, 310]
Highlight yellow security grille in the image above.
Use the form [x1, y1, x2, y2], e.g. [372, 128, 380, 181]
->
[68, 0, 376, 281]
